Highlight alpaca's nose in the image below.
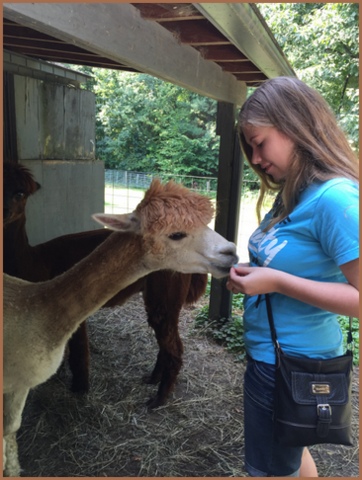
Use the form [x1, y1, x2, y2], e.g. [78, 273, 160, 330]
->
[221, 246, 236, 256]
[220, 244, 239, 263]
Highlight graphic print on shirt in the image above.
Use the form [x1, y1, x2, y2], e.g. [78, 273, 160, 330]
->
[249, 222, 288, 267]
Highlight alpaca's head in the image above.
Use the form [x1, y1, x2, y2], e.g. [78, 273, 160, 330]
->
[135, 179, 215, 235]
[93, 179, 238, 278]
[3, 163, 41, 227]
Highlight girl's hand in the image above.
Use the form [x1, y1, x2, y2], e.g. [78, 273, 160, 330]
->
[226, 265, 282, 296]
[226, 259, 359, 318]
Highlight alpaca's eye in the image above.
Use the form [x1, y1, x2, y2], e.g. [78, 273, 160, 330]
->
[168, 232, 187, 241]
[14, 192, 25, 200]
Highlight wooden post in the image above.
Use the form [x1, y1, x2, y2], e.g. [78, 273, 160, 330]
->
[208, 102, 244, 321]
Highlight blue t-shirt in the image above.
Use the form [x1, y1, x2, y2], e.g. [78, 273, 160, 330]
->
[244, 178, 359, 364]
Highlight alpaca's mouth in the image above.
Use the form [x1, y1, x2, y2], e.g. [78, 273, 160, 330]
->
[211, 261, 237, 278]
[217, 266, 233, 274]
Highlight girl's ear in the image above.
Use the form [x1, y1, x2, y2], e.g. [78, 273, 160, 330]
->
[92, 212, 141, 232]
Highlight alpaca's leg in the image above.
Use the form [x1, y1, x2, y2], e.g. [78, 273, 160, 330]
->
[3, 388, 29, 477]
[145, 326, 184, 409]
[3, 433, 20, 477]
[68, 321, 90, 393]
[3, 389, 29, 436]
[143, 271, 190, 408]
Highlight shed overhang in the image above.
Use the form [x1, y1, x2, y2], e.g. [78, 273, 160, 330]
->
[3, 2, 295, 106]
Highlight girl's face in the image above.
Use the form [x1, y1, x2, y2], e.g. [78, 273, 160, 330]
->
[243, 125, 295, 182]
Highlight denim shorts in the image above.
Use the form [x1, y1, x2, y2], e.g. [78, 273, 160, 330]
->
[244, 356, 304, 476]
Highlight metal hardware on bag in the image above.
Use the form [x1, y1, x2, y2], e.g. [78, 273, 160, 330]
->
[316, 404, 332, 438]
[311, 383, 331, 394]
[317, 404, 331, 416]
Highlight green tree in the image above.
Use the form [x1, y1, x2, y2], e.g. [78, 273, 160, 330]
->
[70, 66, 219, 174]
[257, 2, 359, 150]
[150, 85, 219, 176]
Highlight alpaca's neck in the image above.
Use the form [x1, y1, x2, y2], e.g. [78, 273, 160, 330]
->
[37, 231, 149, 342]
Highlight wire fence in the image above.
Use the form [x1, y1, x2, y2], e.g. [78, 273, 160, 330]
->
[104, 169, 261, 261]
[105, 170, 218, 194]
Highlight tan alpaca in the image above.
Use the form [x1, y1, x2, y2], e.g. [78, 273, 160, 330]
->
[3, 179, 238, 476]
[3, 162, 210, 404]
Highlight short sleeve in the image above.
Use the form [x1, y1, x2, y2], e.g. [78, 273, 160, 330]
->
[312, 180, 359, 266]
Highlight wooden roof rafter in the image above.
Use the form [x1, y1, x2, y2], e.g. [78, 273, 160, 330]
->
[3, 2, 295, 102]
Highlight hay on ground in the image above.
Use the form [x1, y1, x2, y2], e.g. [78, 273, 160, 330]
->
[17, 294, 359, 477]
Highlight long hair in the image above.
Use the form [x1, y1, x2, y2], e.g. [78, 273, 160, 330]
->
[238, 77, 359, 228]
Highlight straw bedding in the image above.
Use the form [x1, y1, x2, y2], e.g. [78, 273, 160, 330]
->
[17, 294, 359, 477]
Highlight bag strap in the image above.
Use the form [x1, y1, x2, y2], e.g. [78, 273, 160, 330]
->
[265, 294, 282, 366]
[264, 293, 354, 356]
[265, 293, 278, 348]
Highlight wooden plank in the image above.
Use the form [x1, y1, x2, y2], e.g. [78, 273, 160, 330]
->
[79, 91, 96, 160]
[195, 45, 248, 62]
[14, 76, 41, 159]
[135, 3, 203, 22]
[235, 73, 268, 82]
[195, 3, 295, 78]
[41, 83, 66, 158]
[218, 62, 260, 73]
[159, 19, 229, 45]
[12, 76, 95, 160]
[4, 3, 245, 105]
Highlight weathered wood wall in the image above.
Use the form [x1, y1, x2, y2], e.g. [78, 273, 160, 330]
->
[22, 159, 104, 245]
[14, 75, 95, 160]
[6, 68, 104, 244]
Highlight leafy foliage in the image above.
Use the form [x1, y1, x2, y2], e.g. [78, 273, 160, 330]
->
[257, 2, 359, 150]
[194, 283, 359, 366]
[193, 289, 247, 363]
[338, 315, 359, 365]
[69, 67, 219, 174]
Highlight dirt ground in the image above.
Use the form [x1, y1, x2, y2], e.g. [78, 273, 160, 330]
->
[17, 294, 359, 477]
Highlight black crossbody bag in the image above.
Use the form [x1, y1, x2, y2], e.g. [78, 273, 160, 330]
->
[265, 294, 354, 447]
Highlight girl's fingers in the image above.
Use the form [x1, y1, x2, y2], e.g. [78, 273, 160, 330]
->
[230, 265, 250, 279]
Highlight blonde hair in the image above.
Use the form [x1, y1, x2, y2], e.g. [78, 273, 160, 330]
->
[238, 77, 359, 228]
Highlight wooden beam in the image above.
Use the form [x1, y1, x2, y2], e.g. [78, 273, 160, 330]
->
[195, 45, 249, 62]
[135, 3, 204, 22]
[208, 102, 243, 321]
[218, 62, 260, 73]
[3, 3, 246, 105]
[195, 3, 295, 78]
[157, 19, 230, 45]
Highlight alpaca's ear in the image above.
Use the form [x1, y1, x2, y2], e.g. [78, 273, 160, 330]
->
[92, 213, 141, 232]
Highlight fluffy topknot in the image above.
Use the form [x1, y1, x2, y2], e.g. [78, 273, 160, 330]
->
[136, 179, 215, 234]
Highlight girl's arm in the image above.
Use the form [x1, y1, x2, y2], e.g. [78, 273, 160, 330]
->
[226, 258, 359, 318]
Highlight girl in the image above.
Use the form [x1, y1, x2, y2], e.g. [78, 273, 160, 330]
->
[226, 77, 359, 477]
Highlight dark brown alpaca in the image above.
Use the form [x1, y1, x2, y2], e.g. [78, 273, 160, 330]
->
[3, 162, 209, 408]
